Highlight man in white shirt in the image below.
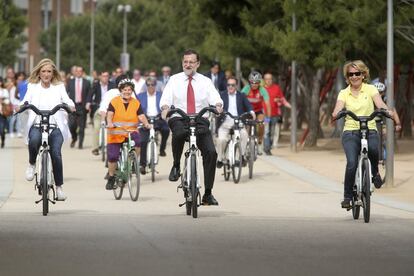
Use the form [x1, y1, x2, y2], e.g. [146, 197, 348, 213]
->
[132, 69, 146, 94]
[160, 49, 223, 206]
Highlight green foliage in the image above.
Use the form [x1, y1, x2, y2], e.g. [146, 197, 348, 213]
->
[0, 0, 26, 66]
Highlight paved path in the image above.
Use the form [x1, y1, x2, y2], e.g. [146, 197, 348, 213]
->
[1, 131, 413, 276]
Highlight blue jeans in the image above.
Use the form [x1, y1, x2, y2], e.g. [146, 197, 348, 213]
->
[0, 115, 7, 143]
[264, 116, 281, 152]
[28, 126, 64, 186]
[341, 130, 379, 199]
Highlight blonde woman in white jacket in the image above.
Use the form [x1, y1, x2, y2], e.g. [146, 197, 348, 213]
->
[20, 59, 75, 200]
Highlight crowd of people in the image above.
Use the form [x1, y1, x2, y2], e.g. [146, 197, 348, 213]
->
[2, 52, 398, 211]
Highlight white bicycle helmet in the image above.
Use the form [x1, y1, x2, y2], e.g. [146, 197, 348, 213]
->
[118, 78, 135, 90]
[248, 71, 262, 83]
[373, 82, 386, 93]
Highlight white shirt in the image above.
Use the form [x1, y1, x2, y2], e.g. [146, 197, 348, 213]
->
[160, 72, 223, 115]
[228, 92, 238, 117]
[100, 83, 108, 104]
[146, 92, 158, 117]
[132, 78, 146, 94]
[22, 82, 75, 143]
[99, 88, 136, 113]
[0, 88, 9, 99]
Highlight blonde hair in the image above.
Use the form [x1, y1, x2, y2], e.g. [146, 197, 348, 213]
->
[28, 58, 63, 85]
[343, 60, 370, 84]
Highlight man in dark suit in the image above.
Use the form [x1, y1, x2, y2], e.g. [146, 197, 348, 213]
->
[216, 76, 255, 168]
[87, 70, 116, 155]
[66, 66, 91, 149]
[137, 77, 170, 174]
[205, 61, 227, 92]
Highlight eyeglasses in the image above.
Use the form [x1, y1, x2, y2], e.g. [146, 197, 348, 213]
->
[147, 83, 156, 87]
[227, 83, 237, 87]
[348, 72, 362, 77]
[183, 60, 198, 65]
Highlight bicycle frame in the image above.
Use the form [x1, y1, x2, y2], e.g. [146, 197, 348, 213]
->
[115, 131, 136, 185]
[354, 128, 373, 202]
[146, 116, 159, 166]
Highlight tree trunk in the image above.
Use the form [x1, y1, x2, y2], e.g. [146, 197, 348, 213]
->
[304, 68, 325, 147]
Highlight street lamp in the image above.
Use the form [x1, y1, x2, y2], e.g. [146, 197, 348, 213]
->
[85, 0, 97, 77]
[117, 4, 131, 72]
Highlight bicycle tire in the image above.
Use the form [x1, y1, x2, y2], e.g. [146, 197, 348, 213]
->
[128, 151, 140, 201]
[113, 157, 124, 200]
[150, 141, 156, 183]
[362, 159, 371, 223]
[100, 128, 106, 162]
[248, 139, 254, 179]
[190, 154, 198, 218]
[232, 142, 242, 184]
[223, 141, 230, 181]
[352, 193, 360, 220]
[41, 151, 49, 216]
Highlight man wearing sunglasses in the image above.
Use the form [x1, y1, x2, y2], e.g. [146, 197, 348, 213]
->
[216, 76, 255, 168]
[241, 71, 272, 154]
[137, 77, 170, 174]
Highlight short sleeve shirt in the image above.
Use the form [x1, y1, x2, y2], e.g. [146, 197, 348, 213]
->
[337, 83, 379, 131]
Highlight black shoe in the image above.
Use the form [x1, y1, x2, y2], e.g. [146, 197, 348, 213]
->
[92, 148, 99, 155]
[202, 194, 219, 206]
[372, 173, 383, 189]
[216, 161, 223, 169]
[78, 144, 83, 149]
[160, 150, 166, 157]
[264, 150, 272, 156]
[169, 166, 180, 182]
[341, 198, 351, 209]
[1, 142, 4, 148]
[106, 176, 116, 190]
[70, 139, 76, 148]
[242, 156, 247, 167]
[140, 166, 146, 175]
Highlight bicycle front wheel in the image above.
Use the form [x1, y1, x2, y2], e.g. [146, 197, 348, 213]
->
[248, 139, 255, 179]
[232, 142, 242, 184]
[362, 159, 371, 223]
[100, 128, 106, 162]
[113, 158, 124, 200]
[128, 151, 140, 201]
[41, 151, 49, 216]
[223, 142, 230, 181]
[190, 154, 198, 218]
[150, 141, 156, 182]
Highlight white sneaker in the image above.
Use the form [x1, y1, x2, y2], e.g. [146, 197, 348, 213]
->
[25, 164, 36, 181]
[56, 186, 67, 201]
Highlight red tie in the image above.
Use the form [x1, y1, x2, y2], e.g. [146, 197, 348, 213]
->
[187, 75, 195, 114]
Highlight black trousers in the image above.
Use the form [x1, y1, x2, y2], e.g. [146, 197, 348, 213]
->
[169, 117, 217, 190]
[69, 103, 87, 146]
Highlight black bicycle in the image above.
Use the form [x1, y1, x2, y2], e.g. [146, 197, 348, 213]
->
[167, 106, 219, 218]
[16, 102, 73, 216]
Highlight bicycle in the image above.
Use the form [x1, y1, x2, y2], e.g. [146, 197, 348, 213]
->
[222, 112, 252, 183]
[16, 103, 73, 216]
[334, 109, 392, 223]
[99, 121, 107, 162]
[166, 106, 219, 218]
[110, 124, 140, 201]
[244, 119, 260, 179]
[145, 116, 160, 182]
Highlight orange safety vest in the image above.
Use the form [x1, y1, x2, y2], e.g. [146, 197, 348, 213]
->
[107, 96, 140, 144]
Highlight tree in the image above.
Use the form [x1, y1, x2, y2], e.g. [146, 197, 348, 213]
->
[0, 0, 26, 66]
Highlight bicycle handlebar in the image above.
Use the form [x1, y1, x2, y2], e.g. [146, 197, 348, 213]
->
[333, 109, 394, 122]
[17, 102, 73, 116]
[224, 111, 253, 121]
[166, 106, 219, 121]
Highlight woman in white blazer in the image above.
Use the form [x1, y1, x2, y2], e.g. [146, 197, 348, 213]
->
[21, 58, 75, 201]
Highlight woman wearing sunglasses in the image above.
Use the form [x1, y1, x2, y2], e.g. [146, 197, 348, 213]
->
[332, 60, 393, 209]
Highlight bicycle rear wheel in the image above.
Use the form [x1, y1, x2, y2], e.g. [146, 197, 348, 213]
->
[41, 151, 49, 216]
[100, 128, 106, 162]
[248, 139, 254, 179]
[232, 142, 242, 183]
[113, 158, 124, 200]
[190, 154, 198, 218]
[150, 141, 156, 182]
[362, 159, 371, 223]
[223, 142, 230, 181]
[128, 151, 140, 201]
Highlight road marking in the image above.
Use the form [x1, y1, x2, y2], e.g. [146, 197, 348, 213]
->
[263, 155, 414, 213]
